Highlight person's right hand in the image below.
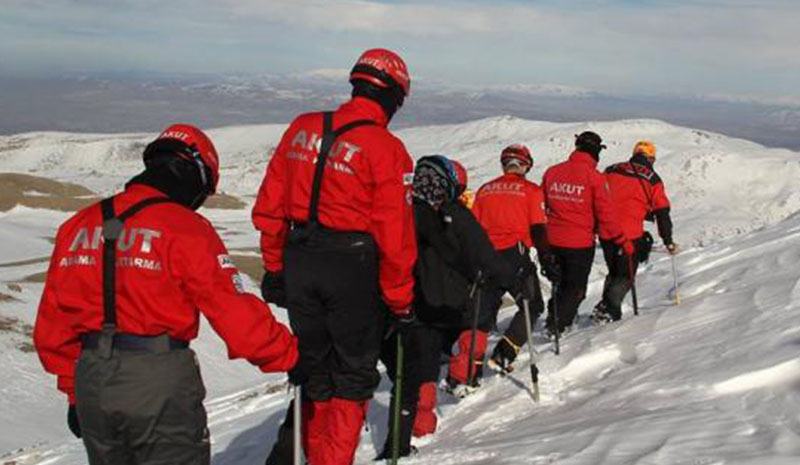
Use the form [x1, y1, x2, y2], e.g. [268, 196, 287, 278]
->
[288, 358, 308, 386]
[666, 243, 680, 255]
[515, 263, 539, 305]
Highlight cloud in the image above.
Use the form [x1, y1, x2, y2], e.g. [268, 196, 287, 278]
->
[225, 0, 541, 36]
[293, 68, 350, 80]
[1, 0, 798, 101]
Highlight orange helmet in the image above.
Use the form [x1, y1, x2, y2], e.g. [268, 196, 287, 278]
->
[633, 140, 656, 160]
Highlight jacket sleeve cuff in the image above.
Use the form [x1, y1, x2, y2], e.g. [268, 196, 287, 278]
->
[390, 305, 413, 318]
[257, 338, 299, 373]
[58, 376, 76, 405]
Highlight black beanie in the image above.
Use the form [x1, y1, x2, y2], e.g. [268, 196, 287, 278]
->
[575, 131, 607, 160]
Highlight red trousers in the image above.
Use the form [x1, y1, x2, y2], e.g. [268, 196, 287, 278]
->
[303, 398, 368, 465]
[447, 330, 488, 384]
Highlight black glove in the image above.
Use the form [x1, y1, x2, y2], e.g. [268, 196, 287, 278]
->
[67, 404, 81, 438]
[517, 273, 540, 306]
[512, 262, 539, 305]
[288, 358, 308, 386]
[539, 253, 562, 284]
[261, 271, 287, 307]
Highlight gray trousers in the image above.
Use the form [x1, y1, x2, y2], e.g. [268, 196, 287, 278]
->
[75, 347, 209, 465]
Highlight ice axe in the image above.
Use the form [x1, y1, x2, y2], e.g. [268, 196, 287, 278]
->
[671, 254, 680, 306]
[391, 331, 405, 465]
[467, 270, 483, 387]
[521, 297, 541, 402]
[293, 385, 301, 465]
[628, 254, 639, 316]
[551, 283, 561, 355]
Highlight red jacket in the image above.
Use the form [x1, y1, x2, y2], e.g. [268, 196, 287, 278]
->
[252, 97, 416, 313]
[472, 173, 547, 251]
[34, 184, 299, 403]
[542, 150, 625, 248]
[605, 155, 671, 240]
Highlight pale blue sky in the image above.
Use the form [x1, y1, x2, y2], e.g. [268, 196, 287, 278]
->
[1, 0, 797, 103]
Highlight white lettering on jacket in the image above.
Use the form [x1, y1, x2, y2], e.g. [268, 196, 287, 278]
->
[480, 181, 525, 198]
[58, 255, 162, 271]
[68, 227, 162, 253]
[549, 182, 585, 196]
[290, 129, 363, 166]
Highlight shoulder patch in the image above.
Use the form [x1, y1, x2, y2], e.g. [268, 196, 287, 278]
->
[231, 273, 246, 293]
[218, 254, 236, 269]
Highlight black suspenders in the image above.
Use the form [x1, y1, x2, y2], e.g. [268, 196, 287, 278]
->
[306, 111, 377, 229]
[97, 196, 175, 356]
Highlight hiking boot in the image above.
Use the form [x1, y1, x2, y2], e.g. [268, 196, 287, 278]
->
[488, 337, 520, 375]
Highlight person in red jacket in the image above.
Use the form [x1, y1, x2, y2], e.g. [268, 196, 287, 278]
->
[542, 131, 633, 336]
[592, 140, 679, 323]
[451, 144, 560, 391]
[252, 49, 416, 465]
[34, 124, 299, 465]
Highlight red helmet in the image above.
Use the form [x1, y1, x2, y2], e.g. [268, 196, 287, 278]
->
[500, 144, 533, 168]
[146, 124, 220, 193]
[452, 160, 468, 192]
[350, 48, 411, 96]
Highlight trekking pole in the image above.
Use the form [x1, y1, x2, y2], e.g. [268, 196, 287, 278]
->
[628, 254, 639, 316]
[466, 270, 483, 387]
[391, 332, 404, 465]
[293, 385, 301, 465]
[521, 298, 541, 402]
[671, 254, 680, 306]
[551, 283, 560, 355]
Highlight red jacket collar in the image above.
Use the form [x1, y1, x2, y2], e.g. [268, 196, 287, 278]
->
[124, 182, 170, 199]
[337, 97, 389, 128]
[568, 150, 598, 168]
[499, 172, 526, 181]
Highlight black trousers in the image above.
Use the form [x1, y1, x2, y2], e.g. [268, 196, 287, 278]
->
[598, 237, 643, 320]
[75, 347, 209, 465]
[478, 245, 542, 335]
[547, 246, 595, 332]
[266, 228, 385, 464]
[284, 227, 385, 402]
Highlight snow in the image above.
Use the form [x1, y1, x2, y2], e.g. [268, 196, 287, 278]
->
[1, 116, 800, 464]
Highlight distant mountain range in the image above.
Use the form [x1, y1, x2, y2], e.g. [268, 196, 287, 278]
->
[1, 72, 798, 150]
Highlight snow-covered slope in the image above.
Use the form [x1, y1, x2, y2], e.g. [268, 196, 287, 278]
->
[3, 116, 799, 246]
[1, 117, 799, 464]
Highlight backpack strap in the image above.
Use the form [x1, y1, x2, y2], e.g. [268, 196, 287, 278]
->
[99, 196, 176, 339]
[307, 111, 377, 228]
[632, 164, 656, 216]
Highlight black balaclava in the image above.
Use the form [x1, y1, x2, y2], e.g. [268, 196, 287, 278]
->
[128, 153, 210, 210]
[351, 79, 405, 121]
[413, 156, 457, 208]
